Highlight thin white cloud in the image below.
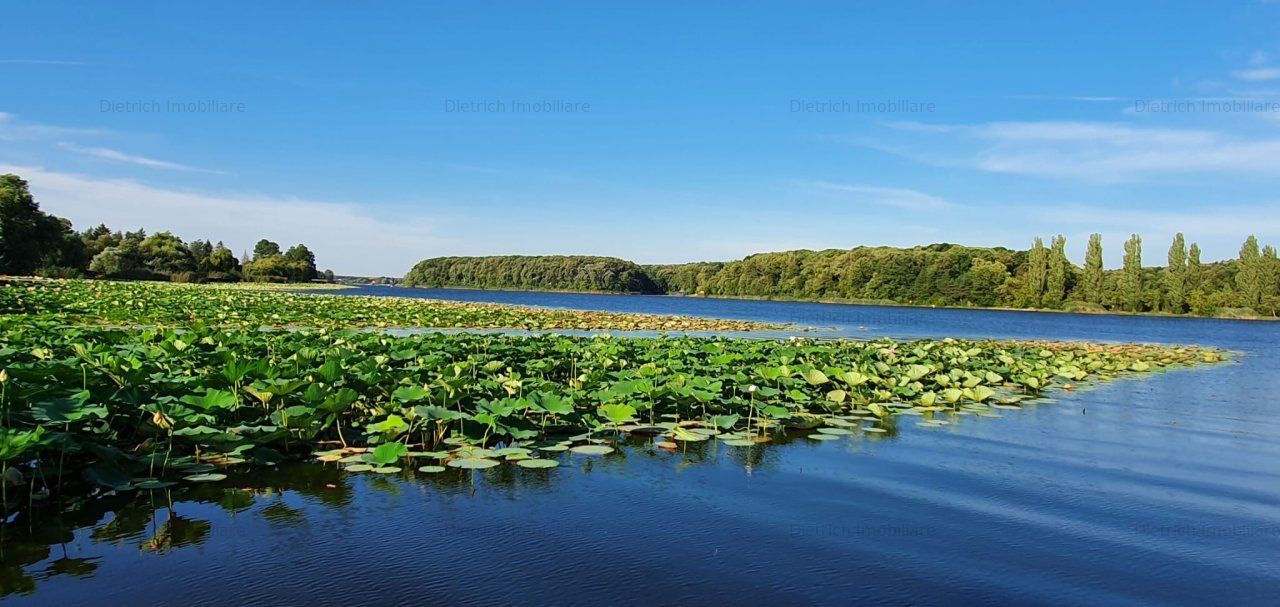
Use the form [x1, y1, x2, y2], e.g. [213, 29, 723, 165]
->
[0, 59, 84, 65]
[57, 142, 225, 174]
[881, 120, 1280, 180]
[798, 180, 952, 209]
[1035, 202, 1280, 265]
[4, 114, 222, 174]
[971, 121, 1216, 145]
[881, 121, 961, 134]
[0, 165, 450, 276]
[1233, 67, 1280, 81]
[1042, 203, 1280, 237]
[0, 112, 108, 141]
[1007, 95, 1120, 102]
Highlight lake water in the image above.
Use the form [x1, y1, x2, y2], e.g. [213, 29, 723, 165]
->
[4, 287, 1278, 605]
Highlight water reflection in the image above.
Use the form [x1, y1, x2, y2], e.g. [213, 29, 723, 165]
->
[4, 356, 1274, 606]
[0, 428, 888, 598]
[0, 463, 347, 597]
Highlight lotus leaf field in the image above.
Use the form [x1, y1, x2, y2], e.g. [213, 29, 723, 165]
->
[0, 278, 1227, 510]
[0, 278, 780, 332]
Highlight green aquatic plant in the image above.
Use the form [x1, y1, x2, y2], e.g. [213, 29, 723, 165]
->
[0, 278, 782, 333]
[0, 279, 1230, 507]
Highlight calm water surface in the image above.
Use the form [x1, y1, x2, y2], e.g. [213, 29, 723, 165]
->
[4, 287, 1277, 606]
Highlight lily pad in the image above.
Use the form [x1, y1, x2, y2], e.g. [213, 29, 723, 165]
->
[183, 473, 227, 482]
[570, 444, 614, 455]
[454, 447, 499, 459]
[448, 457, 500, 469]
[493, 447, 532, 457]
[516, 458, 560, 469]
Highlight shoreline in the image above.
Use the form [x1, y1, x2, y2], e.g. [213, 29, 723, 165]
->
[384, 283, 1279, 323]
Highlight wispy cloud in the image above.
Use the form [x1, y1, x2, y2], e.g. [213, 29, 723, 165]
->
[0, 112, 109, 141]
[880, 120, 1280, 181]
[0, 165, 447, 276]
[1041, 203, 1280, 240]
[1233, 67, 1280, 81]
[0, 59, 84, 66]
[1007, 94, 1120, 102]
[798, 180, 952, 210]
[1231, 48, 1280, 82]
[57, 142, 225, 174]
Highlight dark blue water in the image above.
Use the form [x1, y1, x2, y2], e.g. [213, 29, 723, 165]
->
[5, 288, 1278, 606]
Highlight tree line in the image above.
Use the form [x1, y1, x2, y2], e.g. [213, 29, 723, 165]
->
[7, 171, 1276, 316]
[1005, 233, 1279, 316]
[402, 255, 661, 293]
[0, 173, 330, 283]
[407, 236, 1279, 318]
[648, 235, 1279, 317]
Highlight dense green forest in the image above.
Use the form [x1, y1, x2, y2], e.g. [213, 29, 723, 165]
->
[403, 255, 661, 293]
[408, 237, 1280, 317]
[646, 238, 1280, 317]
[647, 245, 1018, 307]
[0, 173, 330, 283]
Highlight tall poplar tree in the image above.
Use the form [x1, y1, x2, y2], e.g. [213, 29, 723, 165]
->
[1043, 235, 1067, 308]
[1122, 234, 1143, 312]
[1187, 242, 1202, 292]
[1264, 245, 1280, 314]
[1237, 235, 1262, 310]
[1164, 233, 1188, 313]
[1084, 233, 1104, 304]
[1021, 237, 1047, 307]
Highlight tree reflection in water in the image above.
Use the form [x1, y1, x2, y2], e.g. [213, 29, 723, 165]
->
[0, 431, 814, 598]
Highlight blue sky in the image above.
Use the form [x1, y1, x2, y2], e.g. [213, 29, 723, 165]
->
[2, 1, 1279, 275]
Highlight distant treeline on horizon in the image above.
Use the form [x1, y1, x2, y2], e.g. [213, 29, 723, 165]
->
[4, 172, 1277, 318]
[403, 234, 1280, 318]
